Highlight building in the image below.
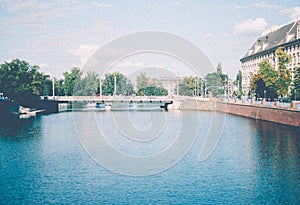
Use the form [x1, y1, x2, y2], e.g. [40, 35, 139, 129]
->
[157, 77, 182, 96]
[240, 20, 300, 94]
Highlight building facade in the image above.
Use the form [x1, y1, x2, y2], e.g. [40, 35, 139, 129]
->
[240, 20, 300, 94]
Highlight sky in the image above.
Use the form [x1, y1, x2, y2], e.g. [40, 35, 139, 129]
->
[1, 0, 300, 79]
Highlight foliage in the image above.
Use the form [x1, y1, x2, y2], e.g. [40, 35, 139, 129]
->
[293, 65, 300, 100]
[204, 73, 224, 97]
[102, 72, 134, 96]
[275, 47, 292, 97]
[63, 67, 82, 96]
[250, 48, 292, 99]
[178, 76, 201, 96]
[203, 63, 228, 97]
[216, 62, 227, 85]
[0, 59, 52, 105]
[136, 72, 150, 92]
[54, 79, 65, 96]
[74, 71, 99, 96]
[249, 60, 279, 99]
[142, 85, 168, 96]
[136, 73, 168, 96]
[233, 70, 243, 96]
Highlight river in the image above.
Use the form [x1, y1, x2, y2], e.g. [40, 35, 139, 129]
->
[0, 109, 300, 204]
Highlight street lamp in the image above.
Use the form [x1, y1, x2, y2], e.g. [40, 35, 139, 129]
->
[264, 90, 266, 100]
[99, 77, 102, 98]
[295, 89, 297, 101]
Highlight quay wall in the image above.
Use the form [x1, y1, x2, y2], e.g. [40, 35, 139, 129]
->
[169, 99, 214, 111]
[215, 102, 300, 127]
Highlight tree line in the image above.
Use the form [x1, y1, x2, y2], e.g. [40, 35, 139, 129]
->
[0, 59, 170, 105]
[0, 59, 244, 105]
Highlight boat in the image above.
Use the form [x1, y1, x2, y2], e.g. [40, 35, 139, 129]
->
[96, 102, 111, 111]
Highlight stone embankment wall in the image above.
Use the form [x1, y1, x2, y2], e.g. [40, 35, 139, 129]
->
[216, 102, 300, 127]
[169, 99, 214, 111]
[170, 97, 299, 127]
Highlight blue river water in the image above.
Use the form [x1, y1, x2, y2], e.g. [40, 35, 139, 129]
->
[0, 110, 300, 204]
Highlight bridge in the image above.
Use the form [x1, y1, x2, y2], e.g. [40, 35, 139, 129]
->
[45, 96, 174, 111]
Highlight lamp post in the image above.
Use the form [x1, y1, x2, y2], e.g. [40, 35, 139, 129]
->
[99, 78, 102, 98]
[295, 89, 297, 101]
[264, 90, 266, 100]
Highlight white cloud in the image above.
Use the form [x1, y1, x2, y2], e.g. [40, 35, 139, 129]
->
[92, 2, 114, 8]
[175, 1, 181, 7]
[222, 5, 248, 10]
[234, 18, 268, 36]
[280, 7, 300, 21]
[204, 32, 217, 39]
[252, 1, 280, 9]
[38, 63, 50, 68]
[69, 45, 99, 66]
[261, 25, 280, 36]
[114, 61, 145, 68]
[204, 32, 229, 39]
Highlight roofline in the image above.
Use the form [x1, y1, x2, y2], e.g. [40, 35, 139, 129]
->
[240, 38, 300, 62]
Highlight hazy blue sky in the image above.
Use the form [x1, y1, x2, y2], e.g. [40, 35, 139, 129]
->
[1, 0, 300, 78]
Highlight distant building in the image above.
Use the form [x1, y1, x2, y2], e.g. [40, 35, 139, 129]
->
[158, 77, 182, 96]
[240, 20, 300, 94]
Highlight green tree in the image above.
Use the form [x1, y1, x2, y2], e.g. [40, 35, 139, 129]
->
[63, 67, 82, 96]
[293, 65, 300, 100]
[178, 76, 201, 96]
[216, 62, 227, 85]
[54, 79, 65, 96]
[74, 71, 99, 96]
[250, 60, 279, 99]
[204, 72, 223, 97]
[275, 47, 292, 97]
[0, 59, 52, 105]
[143, 85, 168, 96]
[136, 73, 168, 96]
[233, 70, 243, 96]
[136, 72, 150, 93]
[102, 72, 134, 96]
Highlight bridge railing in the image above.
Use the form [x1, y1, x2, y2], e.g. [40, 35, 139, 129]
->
[43, 96, 173, 102]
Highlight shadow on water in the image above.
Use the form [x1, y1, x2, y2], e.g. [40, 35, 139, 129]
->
[0, 115, 40, 140]
[251, 120, 300, 203]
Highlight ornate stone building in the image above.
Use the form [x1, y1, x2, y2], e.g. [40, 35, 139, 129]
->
[240, 20, 300, 94]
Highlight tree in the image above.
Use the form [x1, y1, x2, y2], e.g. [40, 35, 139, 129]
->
[74, 71, 99, 96]
[143, 85, 168, 96]
[204, 72, 223, 97]
[0, 59, 52, 105]
[102, 72, 134, 96]
[203, 63, 228, 97]
[249, 60, 278, 100]
[293, 65, 300, 100]
[136, 72, 150, 93]
[136, 73, 168, 96]
[233, 70, 243, 97]
[178, 76, 201, 96]
[275, 47, 292, 97]
[55, 79, 65, 96]
[216, 62, 227, 85]
[63, 67, 82, 96]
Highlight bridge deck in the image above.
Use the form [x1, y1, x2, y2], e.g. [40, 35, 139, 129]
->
[45, 96, 173, 103]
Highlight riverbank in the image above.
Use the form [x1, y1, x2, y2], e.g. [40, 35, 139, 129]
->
[169, 97, 299, 127]
[215, 102, 300, 127]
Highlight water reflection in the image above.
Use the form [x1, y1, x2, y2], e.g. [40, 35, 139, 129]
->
[252, 120, 300, 203]
[0, 116, 41, 139]
[0, 111, 300, 204]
